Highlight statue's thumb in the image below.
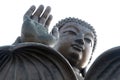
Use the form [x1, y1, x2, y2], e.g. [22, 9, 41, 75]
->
[51, 27, 59, 40]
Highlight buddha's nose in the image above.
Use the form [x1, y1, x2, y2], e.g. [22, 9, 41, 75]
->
[75, 34, 85, 45]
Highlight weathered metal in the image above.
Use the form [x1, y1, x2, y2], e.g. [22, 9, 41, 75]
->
[85, 46, 120, 80]
[0, 42, 77, 80]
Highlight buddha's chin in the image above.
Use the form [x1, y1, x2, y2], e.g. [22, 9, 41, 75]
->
[66, 53, 81, 67]
[65, 47, 83, 67]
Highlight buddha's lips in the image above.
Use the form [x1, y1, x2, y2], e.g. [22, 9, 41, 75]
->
[71, 44, 83, 52]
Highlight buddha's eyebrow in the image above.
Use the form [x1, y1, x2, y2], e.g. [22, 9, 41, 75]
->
[85, 33, 94, 39]
[61, 25, 79, 32]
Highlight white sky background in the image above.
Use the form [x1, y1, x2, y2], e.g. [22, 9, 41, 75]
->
[0, 0, 120, 63]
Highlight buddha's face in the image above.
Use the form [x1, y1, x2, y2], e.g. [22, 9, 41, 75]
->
[54, 22, 95, 69]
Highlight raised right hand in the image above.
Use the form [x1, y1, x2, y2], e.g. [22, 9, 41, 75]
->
[19, 5, 59, 46]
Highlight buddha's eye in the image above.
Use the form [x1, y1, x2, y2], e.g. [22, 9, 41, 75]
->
[63, 31, 77, 35]
[84, 38, 91, 43]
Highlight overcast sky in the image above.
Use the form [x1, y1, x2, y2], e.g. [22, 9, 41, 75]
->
[0, 0, 120, 63]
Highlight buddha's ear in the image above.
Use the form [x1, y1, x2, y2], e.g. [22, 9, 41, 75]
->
[50, 27, 59, 40]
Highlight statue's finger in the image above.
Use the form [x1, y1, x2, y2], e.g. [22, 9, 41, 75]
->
[45, 15, 53, 29]
[32, 5, 44, 21]
[24, 5, 36, 19]
[39, 6, 51, 24]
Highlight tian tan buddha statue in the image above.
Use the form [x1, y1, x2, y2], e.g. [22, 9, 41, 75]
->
[0, 5, 79, 80]
[0, 4, 119, 80]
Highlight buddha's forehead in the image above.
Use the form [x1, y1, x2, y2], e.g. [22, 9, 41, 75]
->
[60, 22, 92, 33]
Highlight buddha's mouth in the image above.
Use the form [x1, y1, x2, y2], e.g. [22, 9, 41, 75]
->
[71, 44, 83, 52]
